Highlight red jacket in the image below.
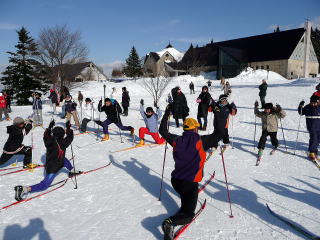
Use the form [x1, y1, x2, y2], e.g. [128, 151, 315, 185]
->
[0, 95, 7, 108]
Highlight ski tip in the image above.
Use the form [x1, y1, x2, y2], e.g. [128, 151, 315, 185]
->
[202, 199, 207, 208]
[229, 215, 234, 218]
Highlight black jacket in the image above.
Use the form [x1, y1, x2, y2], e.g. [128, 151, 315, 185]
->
[197, 92, 212, 117]
[98, 100, 123, 123]
[211, 100, 237, 131]
[44, 128, 73, 174]
[171, 87, 189, 119]
[259, 83, 268, 97]
[65, 100, 77, 113]
[3, 123, 32, 152]
[122, 91, 130, 107]
[49, 91, 58, 104]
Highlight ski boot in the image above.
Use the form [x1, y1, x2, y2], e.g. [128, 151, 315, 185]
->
[23, 163, 38, 169]
[162, 218, 174, 240]
[14, 185, 29, 201]
[309, 152, 317, 160]
[256, 149, 263, 166]
[102, 134, 109, 141]
[136, 139, 145, 147]
[270, 148, 277, 155]
[130, 128, 135, 136]
[68, 170, 83, 178]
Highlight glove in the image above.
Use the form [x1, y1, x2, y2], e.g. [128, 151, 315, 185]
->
[299, 100, 305, 106]
[48, 120, 55, 129]
[140, 99, 144, 106]
[254, 101, 259, 108]
[196, 98, 201, 103]
[275, 104, 282, 112]
[66, 121, 71, 130]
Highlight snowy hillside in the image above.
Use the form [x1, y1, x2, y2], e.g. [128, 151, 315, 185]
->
[0, 70, 319, 240]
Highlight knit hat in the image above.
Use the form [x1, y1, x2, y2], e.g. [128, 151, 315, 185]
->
[105, 98, 111, 102]
[183, 118, 200, 130]
[264, 103, 273, 109]
[122, 87, 126, 91]
[52, 126, 65, 138]
[219, 94, 228, 101]
[85, 98, 92, 103]
[310, 95, 320, 103]
[13, 117, 24, 125]
[146, 107, 154, 113]
[202, 86, 208, 91]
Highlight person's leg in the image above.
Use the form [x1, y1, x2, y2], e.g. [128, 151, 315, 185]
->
[81, 118, 91, 132]
[260, 96, 265, 108]
[257, 130, 268, 150]
[0, 108, 3, 120]
[197, 115, 202, 129]
[309, 131, 318, 153]
[203, 115, 208, 129]
[223, 128, 230, 144]
[0, 153, 13, 166]
[63, 158, 73, 171]
[33, 110, 39, 125]
[150, 132, 165, 144]
[29, 173, 56, 193]
[39, 109, 43, 125]
[115, 121, 132, 132]
[21, 146, 32, 166]
[269, 132, 279, 149]
[102, 119, 112, 134]
[4, 108, 9, 119]
[139, 127, 149, 140]
[72, 111, 80, 128]
[66, 112, 71, 122]
[175, 118, 179, 128]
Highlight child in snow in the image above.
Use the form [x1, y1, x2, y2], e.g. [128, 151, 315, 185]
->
[136, 99, 165, 146]
[96, 98, 134, 141]
[0, 117, 36, 169]
[298, 95, 320, 160]
[254, 101, 286, 156]
[31, 92, 43, 127]
[14, 120, 81, 201]
[64, 94, 80, 129]
[159, 104, 217, 240]
[80, 98, 98, 132]
[196, 86, 212, 131]
[0, 92, 10, 121]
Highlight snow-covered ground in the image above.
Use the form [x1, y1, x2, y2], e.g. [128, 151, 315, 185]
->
[0, 70, 319, 240]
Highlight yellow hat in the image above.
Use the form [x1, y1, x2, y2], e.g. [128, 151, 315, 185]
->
[183, 118, 200, 130]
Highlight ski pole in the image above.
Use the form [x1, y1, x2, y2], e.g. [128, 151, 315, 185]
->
[220, 143, 234, 218]
[279, 118, 287, 153]
[97, 97, 102, 141]
[71, 144, 78, 189]
[253, 115, 257, 150]
[294, 114, 303, 155]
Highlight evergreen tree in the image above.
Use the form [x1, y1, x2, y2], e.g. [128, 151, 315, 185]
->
[1, 27, 49, 105]
[123, 46, 143, 78]
[311, 27, 320, 72]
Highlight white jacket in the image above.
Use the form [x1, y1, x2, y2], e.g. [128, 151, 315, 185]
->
[83, 102, 99, 120]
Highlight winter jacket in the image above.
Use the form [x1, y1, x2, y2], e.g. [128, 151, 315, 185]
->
[223, 85, 232, 95]
[49, 90, 58, 104]
[65, 100, 77, 113]
[159, 110, 216, 182]
[0, 95, 6, 108]
[259, 83, 268, 97]
[78, 93, 83, 102]
[83, 102, 99, 120]
[197, 92, 212, 117]
[139, 105, 162, 133]
[43, 128, 73, 174]
[98, 99, 122, 123]
[3, 123, 32, 153]
[313, 91, 320, 97]
[211, 100, 237, 131]
[298, 103, 320, 131]
[189, 83, 194, 90]
[122, 91, 130, 107]
[171, 87, 189, 119]
[254, 107, 286, 132]
[32, 98, 42, 110]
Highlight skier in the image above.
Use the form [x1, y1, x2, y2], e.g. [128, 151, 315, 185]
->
[31, 92, 43, 127]
[121, 87, 130, 116]
[96, 98, 134, 141]
[80, 98, 98, 132]
[0, 92, 10, 121]
[14, 120, 81, 201]
[159, 104, 217, 240]
[171, 87, 189, 128]
[254, 101, 286, 157]
[0, 117, 36, 169]
[136, 99, 165, 146]
[196, 86, 212, 131]
[3, 91, 11, 113]
[209, 94, 237, 150]
[259, 79, 268, 108]
[78, 91, 83, 106]
[60, 86, 70, 118]
[222, 81, 232, 96]
[189, 82, 195, 94]
[312, 83, 320, 97]
[64, 94, 80, 129]
[48, 89, 59, 114]
[207, 80, 212, 91]
[298, 95, 320, 160]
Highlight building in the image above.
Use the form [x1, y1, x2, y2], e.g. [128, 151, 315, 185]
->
[170, 21, 319, 79]
[143, 43, 184, 77]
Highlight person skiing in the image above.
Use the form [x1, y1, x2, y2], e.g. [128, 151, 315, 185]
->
[196, 86, 212, 131]
[0, 117, 36, 169]
[259, 79, 268, 108]
[14, 120, 81, 201]
[209, 94, 237, 151]
[60, 86, 70, 118]
[3, 91, 11, 113]
[254, 101, 286, 157]
[298, 95, 320, 160]
[121, 87, 130, 116]
[78, 91, 83, 106]
[64, 94, 80, 130]
[171, 87, 189, 128]
[189, 82, 195, 94]
[312, 83, 320, 97]
[96, 98, 134, 141]
[0, 92, 10, 121]
[136, 99, 165, 146]
[80, 98, 98, 132]
[159, 104, 217, 240]
[31, 92, 43, 127]
[223, 81, 232, 96]
[48, 89, 59, 114]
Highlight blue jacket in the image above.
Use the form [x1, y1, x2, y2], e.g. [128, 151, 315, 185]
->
[32, 98, 42, 110]
[65, 100, 77, 113]
[299, 104, 320, 131]
[139, 105, 162, 133]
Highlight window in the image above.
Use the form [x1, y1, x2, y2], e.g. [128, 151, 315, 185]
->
[267, 65, 269, 70]
[256, 66, 259, 70]
[165, 54, 169, 57]
[261, 66, 264, 69]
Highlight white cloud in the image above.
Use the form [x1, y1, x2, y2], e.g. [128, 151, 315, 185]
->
[0, 23, 20, 30]
[99, 61, 125, 77]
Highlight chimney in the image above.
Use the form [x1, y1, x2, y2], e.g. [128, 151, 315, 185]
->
[303, 21, 311, 78]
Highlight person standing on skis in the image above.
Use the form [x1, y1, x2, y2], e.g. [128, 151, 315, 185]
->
[196, 86, 212, 131]
[48, 89, 59, 114]
[95, 98, 134, 141]
[121, 87, 130, 116]
[80, 98, 98, 133]
[64, 94, 80, 130]
[14, 120, 81, 201]
[298, 95, 320, 160]
[259, 79, 268, 108]
[254, 101, 286, 157]
[171, 87, 189, 128]
[189, 82, 195, 94]
[30, 92, 43, 127]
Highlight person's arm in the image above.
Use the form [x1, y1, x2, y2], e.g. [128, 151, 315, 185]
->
[228, 102, 237, 116]
[98, 100, 103, 112]
[24, 121, 33, 135]
[139, 104, 147, 120]
[275, 104, 286, 118]
[156, 107, 162, 119]
[159, 105, 179, 146]
[63, 121, 74, 148]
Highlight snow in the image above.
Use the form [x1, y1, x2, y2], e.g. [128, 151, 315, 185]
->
[1, 70, 320, 240]
[156, 47, 184, 62]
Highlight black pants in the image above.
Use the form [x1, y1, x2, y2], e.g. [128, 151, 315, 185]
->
[258, 130, 278, 150]
[81, 118, 91, 132]
[0, 146, 32, 166]
[123, 106, 128, 116]
[190, 89, 195, 94]
[223, 128, 230, 144]
[197, 115, 207, 129]
[169, 178, 199, 226]
[209, 129, 229, 149]
[260, 96, 266, 108]
[175, 117, 186, 128]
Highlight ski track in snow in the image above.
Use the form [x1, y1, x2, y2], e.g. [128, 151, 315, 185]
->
[0, 71, 319, 240]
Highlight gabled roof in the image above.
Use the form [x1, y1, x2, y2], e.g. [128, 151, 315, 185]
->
[148, 52, 160, 62]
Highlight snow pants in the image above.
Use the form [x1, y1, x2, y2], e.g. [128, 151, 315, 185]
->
[33, 109, 43, 125]
[197, 115, 207, 129]
[0, 146, 32, 167]
[81, 118, 91, 132]
[122, 106, 128, 116]
[209, 129, 229, 149]
[258, 130, 278, 150]
[0, 107, 10, 120]
[139, 127, 165, 144]
[223, 128, 230, 145]
[66, 111, 80, 128]
[175, 117, 186, 128]
[308, 130, 320, 153]
[101, 119, 132, 134]
[169, 178, 199, 226]
[260, 95, 266, 108]
[30, 158, 73, 193]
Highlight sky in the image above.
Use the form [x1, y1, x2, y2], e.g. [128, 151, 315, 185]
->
[0, 0, 319, 76]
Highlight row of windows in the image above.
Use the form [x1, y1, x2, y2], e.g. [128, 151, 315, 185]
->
[254, 65, 270, 70]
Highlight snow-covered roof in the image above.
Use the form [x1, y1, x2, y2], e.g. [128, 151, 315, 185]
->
[156, 47, 184, 62]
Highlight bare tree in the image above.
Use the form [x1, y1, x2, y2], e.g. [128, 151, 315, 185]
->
[141, 77, 172, 106]
[37, 24, 88, 89]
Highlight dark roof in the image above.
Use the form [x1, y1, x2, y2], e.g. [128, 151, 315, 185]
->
[166, 43, 173, 48]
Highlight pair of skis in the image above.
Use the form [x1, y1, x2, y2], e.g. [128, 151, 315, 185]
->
[0, 165, 44, 177]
